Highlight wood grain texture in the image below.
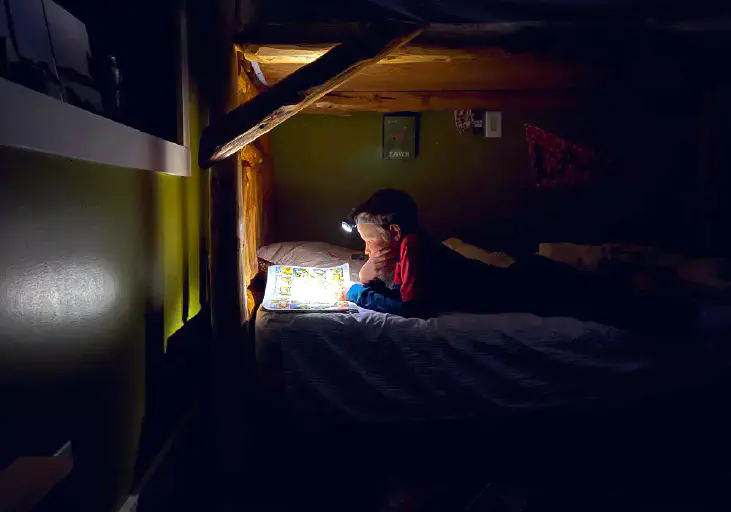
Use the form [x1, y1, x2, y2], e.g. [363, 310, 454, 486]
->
[304, 90, 594, 113]
[258, 56, 604, 92]
[241, 44, 509, 65]
[199, 22, 423, 167]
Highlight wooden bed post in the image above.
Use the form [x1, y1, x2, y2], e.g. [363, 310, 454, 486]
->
[206, 0, 249, 340]
[199, 21, 424, 167]
[202, 1, 260, 504]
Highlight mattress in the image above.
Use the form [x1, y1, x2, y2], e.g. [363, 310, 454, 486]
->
[255, 305, 729, 425]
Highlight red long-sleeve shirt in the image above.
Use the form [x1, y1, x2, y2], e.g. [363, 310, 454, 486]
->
[393, 232, 503, 309]
[393, 233, 423, 302]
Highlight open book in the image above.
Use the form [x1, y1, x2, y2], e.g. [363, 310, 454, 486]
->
[263, 263, 353, 312]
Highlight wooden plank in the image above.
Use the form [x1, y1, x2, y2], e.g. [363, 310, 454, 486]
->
[199, 22, 423, 168]
[258, 57, 604, 92]
[234, 20, 708, 51]
[206, 0, 246, 335]
[235, 22, 376, 46]
[233, 21, 631, 47]
[241, 44, 508, 65]
[303, 90, 593, 113]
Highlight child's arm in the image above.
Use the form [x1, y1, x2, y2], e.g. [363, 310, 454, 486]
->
[397, 241, 422, 303]
[359, 248, 398, 284]
[349, 239, 436, 317]
[346, 280, 405, 315]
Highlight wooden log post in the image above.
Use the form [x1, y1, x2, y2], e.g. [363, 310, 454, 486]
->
[199, 21, 423, 168]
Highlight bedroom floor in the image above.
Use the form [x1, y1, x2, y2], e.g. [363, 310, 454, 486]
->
[132, 384, 731, 512]
[130, 332, 731, 512]
[225, 408, 731, 512]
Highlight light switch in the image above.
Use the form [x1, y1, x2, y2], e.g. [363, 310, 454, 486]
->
[484, 111, 502, 138]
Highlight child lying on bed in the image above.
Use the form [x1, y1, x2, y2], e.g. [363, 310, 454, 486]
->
[345, 189, 703, 337]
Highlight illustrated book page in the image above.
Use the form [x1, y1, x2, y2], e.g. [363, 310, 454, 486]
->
[263, 263, 352, 312]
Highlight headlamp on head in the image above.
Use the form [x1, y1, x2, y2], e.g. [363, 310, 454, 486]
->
[341, 219, 355, 233]
[341, 208, 357, 234]
[342, 209, 396, 234]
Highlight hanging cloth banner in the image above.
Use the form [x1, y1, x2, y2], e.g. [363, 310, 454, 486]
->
[525, 125, 612, 187]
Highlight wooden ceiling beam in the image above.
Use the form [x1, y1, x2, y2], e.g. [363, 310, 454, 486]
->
[199, 22, 423, 168]
[233, 20, 716, 56]
[258, 57, 605, 92]
[302, 90, 595, 114]
[234, 22, 543, 47]
[240, 44, 509, 65]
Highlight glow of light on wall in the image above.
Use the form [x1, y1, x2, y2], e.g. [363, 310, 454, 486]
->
[3, 259, 117, 327]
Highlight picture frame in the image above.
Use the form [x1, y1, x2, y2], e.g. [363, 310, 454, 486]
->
[382, 113, 418, 160]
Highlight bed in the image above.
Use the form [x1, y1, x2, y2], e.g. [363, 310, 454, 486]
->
[247, 240, 731, 509]
[254, 241, 731, 427]
[257, 307, 729, 424]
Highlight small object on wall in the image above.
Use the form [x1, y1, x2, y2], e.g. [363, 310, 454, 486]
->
[454, 109, 470, 134]
[525, 124, 612, 187]
[471, 108, 485, 135]
[383, 113, 417, 160]
[484, 111, 502, 138]
[454, 108, 485, 135]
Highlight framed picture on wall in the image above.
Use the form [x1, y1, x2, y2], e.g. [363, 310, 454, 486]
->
[383, 113, 417, 160]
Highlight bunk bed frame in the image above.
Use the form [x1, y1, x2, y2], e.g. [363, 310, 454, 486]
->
[203, 16, 731, 328]
[196, 9, 731, 507]
[202, 18, 730, 167]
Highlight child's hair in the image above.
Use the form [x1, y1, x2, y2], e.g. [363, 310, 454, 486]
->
[353, 189, 418, 235]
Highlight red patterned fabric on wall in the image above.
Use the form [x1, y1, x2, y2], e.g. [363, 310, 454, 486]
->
[525, 125, 611, 187]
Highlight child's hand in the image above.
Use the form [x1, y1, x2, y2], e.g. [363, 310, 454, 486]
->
[360, 248, 397, 282]
[339, 284, 353, 301]
[359, 258, 378, 283]
[371, 247, 398, 273]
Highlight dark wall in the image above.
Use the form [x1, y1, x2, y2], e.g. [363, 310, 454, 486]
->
[0, 2, 210, 510]
[695, 84, 731, 255]
[270, 106, 699, 253]
[0, 148, 151, 510]
[0, 142, 205, 511]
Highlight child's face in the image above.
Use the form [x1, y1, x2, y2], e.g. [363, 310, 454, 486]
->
[357, 223, 398, 257]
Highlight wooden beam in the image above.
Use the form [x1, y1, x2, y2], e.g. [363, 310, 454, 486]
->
[235, 22, 378, 46]
[199, 22, 423, 168]
[303, 90, 594, 113]
[240, 44, 508, 65]
[259, 57, 605, 92]
[232, 21, 649, 47]
[234, 21, 725, 69]
[205, 0, 246, 336]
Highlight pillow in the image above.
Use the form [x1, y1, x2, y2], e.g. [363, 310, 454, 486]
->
[442, 238, 515, 268]
[539, 242, 731, 297]
[538, 243, 614, 271]
[257, 241, 364, 283]
[676, 258, 731, 291]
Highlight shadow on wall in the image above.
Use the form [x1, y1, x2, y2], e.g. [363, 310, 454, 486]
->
[270, 107, 698, 254]
[0, 147, 163, 511]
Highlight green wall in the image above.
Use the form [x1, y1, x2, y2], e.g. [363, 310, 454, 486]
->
[0, 148, 143, 511]
[270, 108, 697, 252]
[0, 98, 206, 511]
